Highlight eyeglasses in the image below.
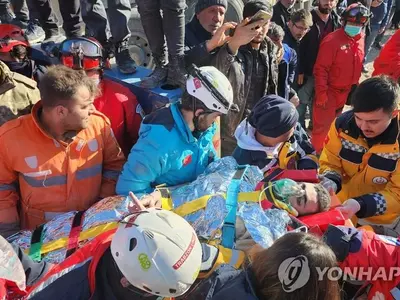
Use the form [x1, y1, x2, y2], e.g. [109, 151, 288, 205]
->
[293, 22, 310, 32]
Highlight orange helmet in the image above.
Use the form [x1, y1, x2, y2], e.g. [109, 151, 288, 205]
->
[0, 24, 29, 53]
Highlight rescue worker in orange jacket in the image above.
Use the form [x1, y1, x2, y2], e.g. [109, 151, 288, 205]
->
[312, 3, 371, 153]
[58, 37, 143, 157]
[0, 66, 125, 237]
[319, 76, 400, 233]
[372, 29, 400, 80]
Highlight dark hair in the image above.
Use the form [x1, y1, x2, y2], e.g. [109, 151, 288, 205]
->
[315, 184, 331, 212]
[267, 22, 285, 40]
[290, 9, 313, 27]
[180, 91, 208, 112]
[251, 232, 341, 300]
[352, 75, 400, 114]
[39, 65, 99, 108]
[243, 0, 273, 19]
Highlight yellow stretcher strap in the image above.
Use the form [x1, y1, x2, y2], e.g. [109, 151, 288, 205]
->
[24, 222, 119, 256]
[161, 191, 264, 217]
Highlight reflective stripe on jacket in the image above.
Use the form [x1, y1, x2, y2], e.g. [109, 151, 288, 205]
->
[319, 110, 400, 226]
[0, 101, 125, 233]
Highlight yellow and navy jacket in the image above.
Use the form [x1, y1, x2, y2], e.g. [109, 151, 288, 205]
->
[319, 110, 400, 226]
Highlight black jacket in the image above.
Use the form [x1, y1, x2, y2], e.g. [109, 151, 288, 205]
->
[271, 1, 291, 30]
[298, 9, 341, 76]
[185, 16, 217, 67]
[181, 265, 259, 300]
[213, 39, 279, 156]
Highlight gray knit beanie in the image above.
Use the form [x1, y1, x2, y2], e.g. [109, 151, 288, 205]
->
[195, 0, 228, 14]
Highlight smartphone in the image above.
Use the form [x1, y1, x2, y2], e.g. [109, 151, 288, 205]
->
[229, 9, 272, 36]
[248, 9, 272, 25]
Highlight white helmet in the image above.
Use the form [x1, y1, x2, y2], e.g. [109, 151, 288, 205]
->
[111, 208, 202, 297]
[186, 65, 234, 115]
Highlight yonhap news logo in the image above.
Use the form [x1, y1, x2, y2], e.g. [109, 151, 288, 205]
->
[278, 255, 310, 292]
[278, 255, 400, 293]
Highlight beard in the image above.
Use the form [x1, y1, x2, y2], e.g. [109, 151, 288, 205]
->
[318, 5, 332, 14]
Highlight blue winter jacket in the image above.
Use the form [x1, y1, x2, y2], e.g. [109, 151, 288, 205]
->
[116, 103, 217, 195]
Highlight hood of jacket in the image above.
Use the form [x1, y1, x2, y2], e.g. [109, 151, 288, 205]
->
[234, 118, 283, 156]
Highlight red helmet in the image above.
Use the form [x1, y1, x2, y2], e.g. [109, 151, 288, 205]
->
[342, 3, 371, 25]
[59, 37, 110, 71]
[0, 24, 29, 53]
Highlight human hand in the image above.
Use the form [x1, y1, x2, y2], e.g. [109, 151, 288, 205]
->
[207, 22, 237, 52]
[335, 198, 360, 219]
[228, 18, 266, 54]
[136, 190, 162, 208]
[318, 175, 338, 194]
[290, 94, 300, 107]
[297, 74, 304, 85]
[315, 94, 328, 109]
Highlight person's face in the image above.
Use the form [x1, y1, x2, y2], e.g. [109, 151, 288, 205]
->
[354, 109, 397, 138]
[59, 85, 95, 131]
[196, 5, 226, 34]
[281, 0, 296, 9]
[195, 110, 222, 131]
[86, 69, 101, 85]
[269, 35, 284, 49]
[289, 182, 320, 215]
[256, 126, 295, 147]
[371, 0, 384, 7]
[252, 21, 270, 44]
[289, 20, 310, 41]
[318, 0, 336, 14]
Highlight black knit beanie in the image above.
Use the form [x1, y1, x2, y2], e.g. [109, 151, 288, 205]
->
[195, 0, 228, 14]
[248, 95, 299, 137]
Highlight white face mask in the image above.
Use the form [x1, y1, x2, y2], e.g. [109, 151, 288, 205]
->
[91, 77, 101, 86]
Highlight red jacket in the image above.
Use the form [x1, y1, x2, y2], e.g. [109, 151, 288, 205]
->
[372, 30, 400, 80]
[95, 78, 143, 157]
[313, 28, 364, 106]
[324, 226, 400, 299]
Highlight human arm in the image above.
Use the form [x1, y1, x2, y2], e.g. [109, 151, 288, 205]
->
[116, 125, 170, 195]
[318, 120, 345, 192]
[0, 136, 20, 237]
[294, 124, 319, 170]
[381, 0, 393, 31]
[100, 122, 126, 198]
[313, 37, 335, 108]
[185, 22, 236, 67]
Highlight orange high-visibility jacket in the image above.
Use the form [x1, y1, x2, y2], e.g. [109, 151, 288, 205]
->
[0, 101, 125, 233]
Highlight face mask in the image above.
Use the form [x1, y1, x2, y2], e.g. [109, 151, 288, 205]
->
[91, 77, 101, 86]
[4, 60, 33, 78]
[344, 24, 362, 37]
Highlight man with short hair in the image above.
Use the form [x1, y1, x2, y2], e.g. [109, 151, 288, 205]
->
[271, 0, 296, 29]
[214, 0, 279, 156]
[185, 0, 234, 67]
[0, 65, 125, 237]
[320, 76, 400, 233]
[283, 9, 313, 56]
[116, 66, 234, 207]
[296, 0, 340, 129]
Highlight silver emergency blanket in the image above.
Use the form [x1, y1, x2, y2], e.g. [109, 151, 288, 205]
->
[9, 157, 290, 264]
[169, 157, 263, 240]
[8, 195, 131, 263]
[237, 205, 290, 248]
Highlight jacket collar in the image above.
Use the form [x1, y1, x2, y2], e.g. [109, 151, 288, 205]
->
[187, 16, 213, 42]
[344, 111, 400, 145]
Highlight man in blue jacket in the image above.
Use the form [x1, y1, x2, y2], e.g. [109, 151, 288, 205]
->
[116, 65, 234, 205]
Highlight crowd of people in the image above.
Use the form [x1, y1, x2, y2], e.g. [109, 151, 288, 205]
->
[1, 0, 400, 299]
